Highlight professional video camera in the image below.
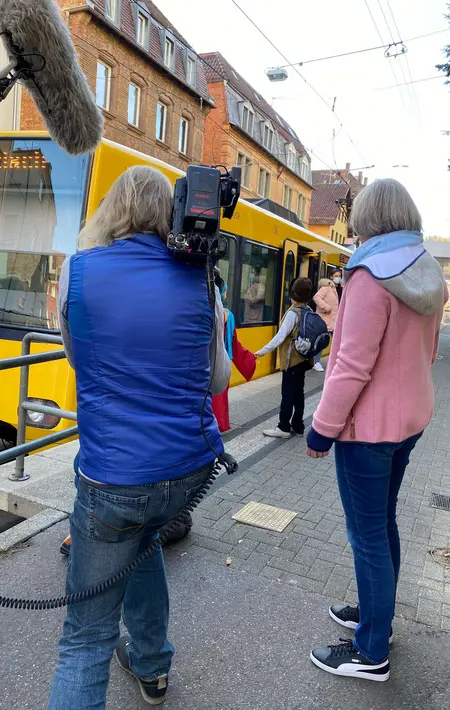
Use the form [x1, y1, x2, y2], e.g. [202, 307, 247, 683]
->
[167, 165, 241, 267]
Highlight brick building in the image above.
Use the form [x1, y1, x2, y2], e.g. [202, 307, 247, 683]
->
[200, 52, 313, 225]
[312, 163, 368, 246]
[308, 180, 351, 246]
[17, 0, 214, 170]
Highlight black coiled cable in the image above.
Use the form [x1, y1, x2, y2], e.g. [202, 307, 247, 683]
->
[0, 461, 224, 610]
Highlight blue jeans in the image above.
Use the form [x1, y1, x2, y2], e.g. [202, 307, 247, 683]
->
[48, 464, 213, 710]
[335, 433, 421, 664]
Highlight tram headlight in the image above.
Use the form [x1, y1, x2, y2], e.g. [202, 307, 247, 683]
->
[24, 398, 61, 429]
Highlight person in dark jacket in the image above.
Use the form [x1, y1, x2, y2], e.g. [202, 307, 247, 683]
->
[330, 268, 344, 302]
[48, 166, 231, 710]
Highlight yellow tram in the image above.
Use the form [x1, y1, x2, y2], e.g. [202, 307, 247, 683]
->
[0, 132, 351, 452]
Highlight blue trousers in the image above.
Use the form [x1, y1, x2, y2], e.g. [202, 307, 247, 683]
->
[48, 464, 213, 710]
[335, 433, 421, 663]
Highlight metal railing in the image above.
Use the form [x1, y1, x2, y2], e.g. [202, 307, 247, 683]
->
[0, 333, 78, 481]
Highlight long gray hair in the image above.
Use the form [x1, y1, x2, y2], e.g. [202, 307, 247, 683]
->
[77, 165, 173, 250]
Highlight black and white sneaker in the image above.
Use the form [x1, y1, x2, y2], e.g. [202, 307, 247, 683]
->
[115, 636, 168, 705]
[329, 604, 393, 644]
[310, 639, 390, 681]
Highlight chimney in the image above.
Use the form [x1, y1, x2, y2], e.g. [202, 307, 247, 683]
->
[358, 171, 363, 183]
[345, 162, 351, 171]
[364, 177, 368, 186]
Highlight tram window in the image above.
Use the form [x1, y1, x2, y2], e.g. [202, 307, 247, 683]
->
[240, 241, 278, 324]
[0, 138, 89, 329]
[216, 236, 236, 308]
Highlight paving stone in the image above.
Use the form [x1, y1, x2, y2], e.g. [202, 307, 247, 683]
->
[308, 559, 335, 584]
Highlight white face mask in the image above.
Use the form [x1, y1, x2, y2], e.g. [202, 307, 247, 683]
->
[333, 278, 341, 285]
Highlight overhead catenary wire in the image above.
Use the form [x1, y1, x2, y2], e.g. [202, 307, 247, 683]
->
[271, 27, 450, 70]
[385, 0, 422, 117]
[228, 0, 370, 166]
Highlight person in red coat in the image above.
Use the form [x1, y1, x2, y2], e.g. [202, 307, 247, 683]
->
[212, 270, 256, 432]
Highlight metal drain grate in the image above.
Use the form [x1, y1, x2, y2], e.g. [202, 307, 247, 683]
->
[232, 501, 297, 532]
[430, 493, 450, 512]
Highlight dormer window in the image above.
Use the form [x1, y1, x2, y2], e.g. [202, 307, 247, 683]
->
[262, 121, 274, 152]
[105, 0, 119, 24]
[136, 12, 149, 48]
[187, 56, 196, 86]
[242, 102, 254, 135]
[286, 143, 297, 171]
[165, 37, 175, 70]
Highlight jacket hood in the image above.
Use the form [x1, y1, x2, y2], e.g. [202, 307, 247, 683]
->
[344, 231, 446, 315]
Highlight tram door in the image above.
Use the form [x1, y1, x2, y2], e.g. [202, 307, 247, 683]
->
[276, 240, 299, 369]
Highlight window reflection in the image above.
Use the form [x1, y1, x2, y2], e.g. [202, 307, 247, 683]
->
[0, 139, 89, 329]
[240, 241, 278, 324]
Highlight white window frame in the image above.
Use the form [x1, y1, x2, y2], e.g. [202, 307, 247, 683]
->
[287, 143, 297, 171]
[128, 83, 141, 127]
[156, 101, 168, 142]
[96, 61, 111, 111]
[105, 0, 119, 24]
[242, 102, 254, 135]
[179, 117, 189, 154]
[164, 37, 175, 70]
[136, 12, 149, 47]
[283, 185, 293, 210]
[186, 56, 196, 86]
[263, 122, 274, 152]
[237, 151, 252, 188]
[258, 168, 271, 198]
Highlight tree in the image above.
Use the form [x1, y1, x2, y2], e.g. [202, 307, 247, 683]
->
[437, 5, 450, 165]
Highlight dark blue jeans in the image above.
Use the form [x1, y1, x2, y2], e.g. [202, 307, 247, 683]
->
[48, 464, 213, 710]
[335, 434, 422, 664]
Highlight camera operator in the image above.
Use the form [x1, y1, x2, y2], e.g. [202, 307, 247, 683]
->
[49, 165, 231, 710]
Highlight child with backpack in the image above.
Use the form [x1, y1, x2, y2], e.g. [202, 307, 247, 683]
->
[255, 277, 329, 438]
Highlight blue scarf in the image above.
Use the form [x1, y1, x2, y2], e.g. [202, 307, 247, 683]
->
[345, 230, 425, 280]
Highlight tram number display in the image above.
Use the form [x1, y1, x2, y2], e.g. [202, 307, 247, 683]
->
[0, 151, 48, 170]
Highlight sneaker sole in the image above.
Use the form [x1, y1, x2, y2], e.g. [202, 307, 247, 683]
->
[310, 652, 390, 682]
[262, 432, 291, 439]
[328, 608, 394, 644]
[114, 650, 166, 706]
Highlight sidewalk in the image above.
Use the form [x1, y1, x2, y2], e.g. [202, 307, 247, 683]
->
[1, 332, 450, 709]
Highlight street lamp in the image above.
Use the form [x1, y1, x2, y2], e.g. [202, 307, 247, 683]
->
[266, 67, 289, 82]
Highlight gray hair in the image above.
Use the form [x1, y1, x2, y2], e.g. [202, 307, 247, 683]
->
[350, 178, 422, 239]
[77, 165, 173, 250]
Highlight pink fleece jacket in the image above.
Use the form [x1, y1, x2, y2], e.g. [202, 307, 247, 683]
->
[313, 268, 445, 443]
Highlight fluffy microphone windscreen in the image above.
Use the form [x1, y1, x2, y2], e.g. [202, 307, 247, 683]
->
[0, 0, 104, 154]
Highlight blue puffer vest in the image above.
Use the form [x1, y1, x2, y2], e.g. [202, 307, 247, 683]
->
[67, 233, 223, 485]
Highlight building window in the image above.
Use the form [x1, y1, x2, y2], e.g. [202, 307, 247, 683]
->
[136, 12, 149, 47]
[331, 229, 335, 241]
[258, 168, 271, 198]
[297, 194, 304, 221]
[96, 61, 111, 110]
[287, 144, 297, 171]
[105, 0, 119, 23]
[240, 241, 279, 324]
[128, 83, 141, 127]
[156, 102, 168, 142]
[242, 103, 254, 135]
[179, 118, 189, 154]
[165, 37, 175, 70]
[283, 185, 293, 210]
[187, 56, 196, 86]
[237, 151, 252, 188]
[263, 123, 274, 152]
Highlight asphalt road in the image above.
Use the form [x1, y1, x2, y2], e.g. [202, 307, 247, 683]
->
[1, 521, 450, 710]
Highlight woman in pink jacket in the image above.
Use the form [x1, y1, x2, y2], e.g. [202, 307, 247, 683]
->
[307, 179, 447, 682]
[312, 278, 339, 371]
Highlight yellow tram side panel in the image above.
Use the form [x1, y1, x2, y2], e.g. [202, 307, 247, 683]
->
[0, 135, 351, 445]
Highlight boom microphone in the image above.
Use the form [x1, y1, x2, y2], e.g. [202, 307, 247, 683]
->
[0, 0, 103, 155]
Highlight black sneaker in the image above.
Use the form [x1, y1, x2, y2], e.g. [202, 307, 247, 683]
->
[329, 604, 393, 644]
[310, 639, 390, 681]
[115, 636, 168, 705]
